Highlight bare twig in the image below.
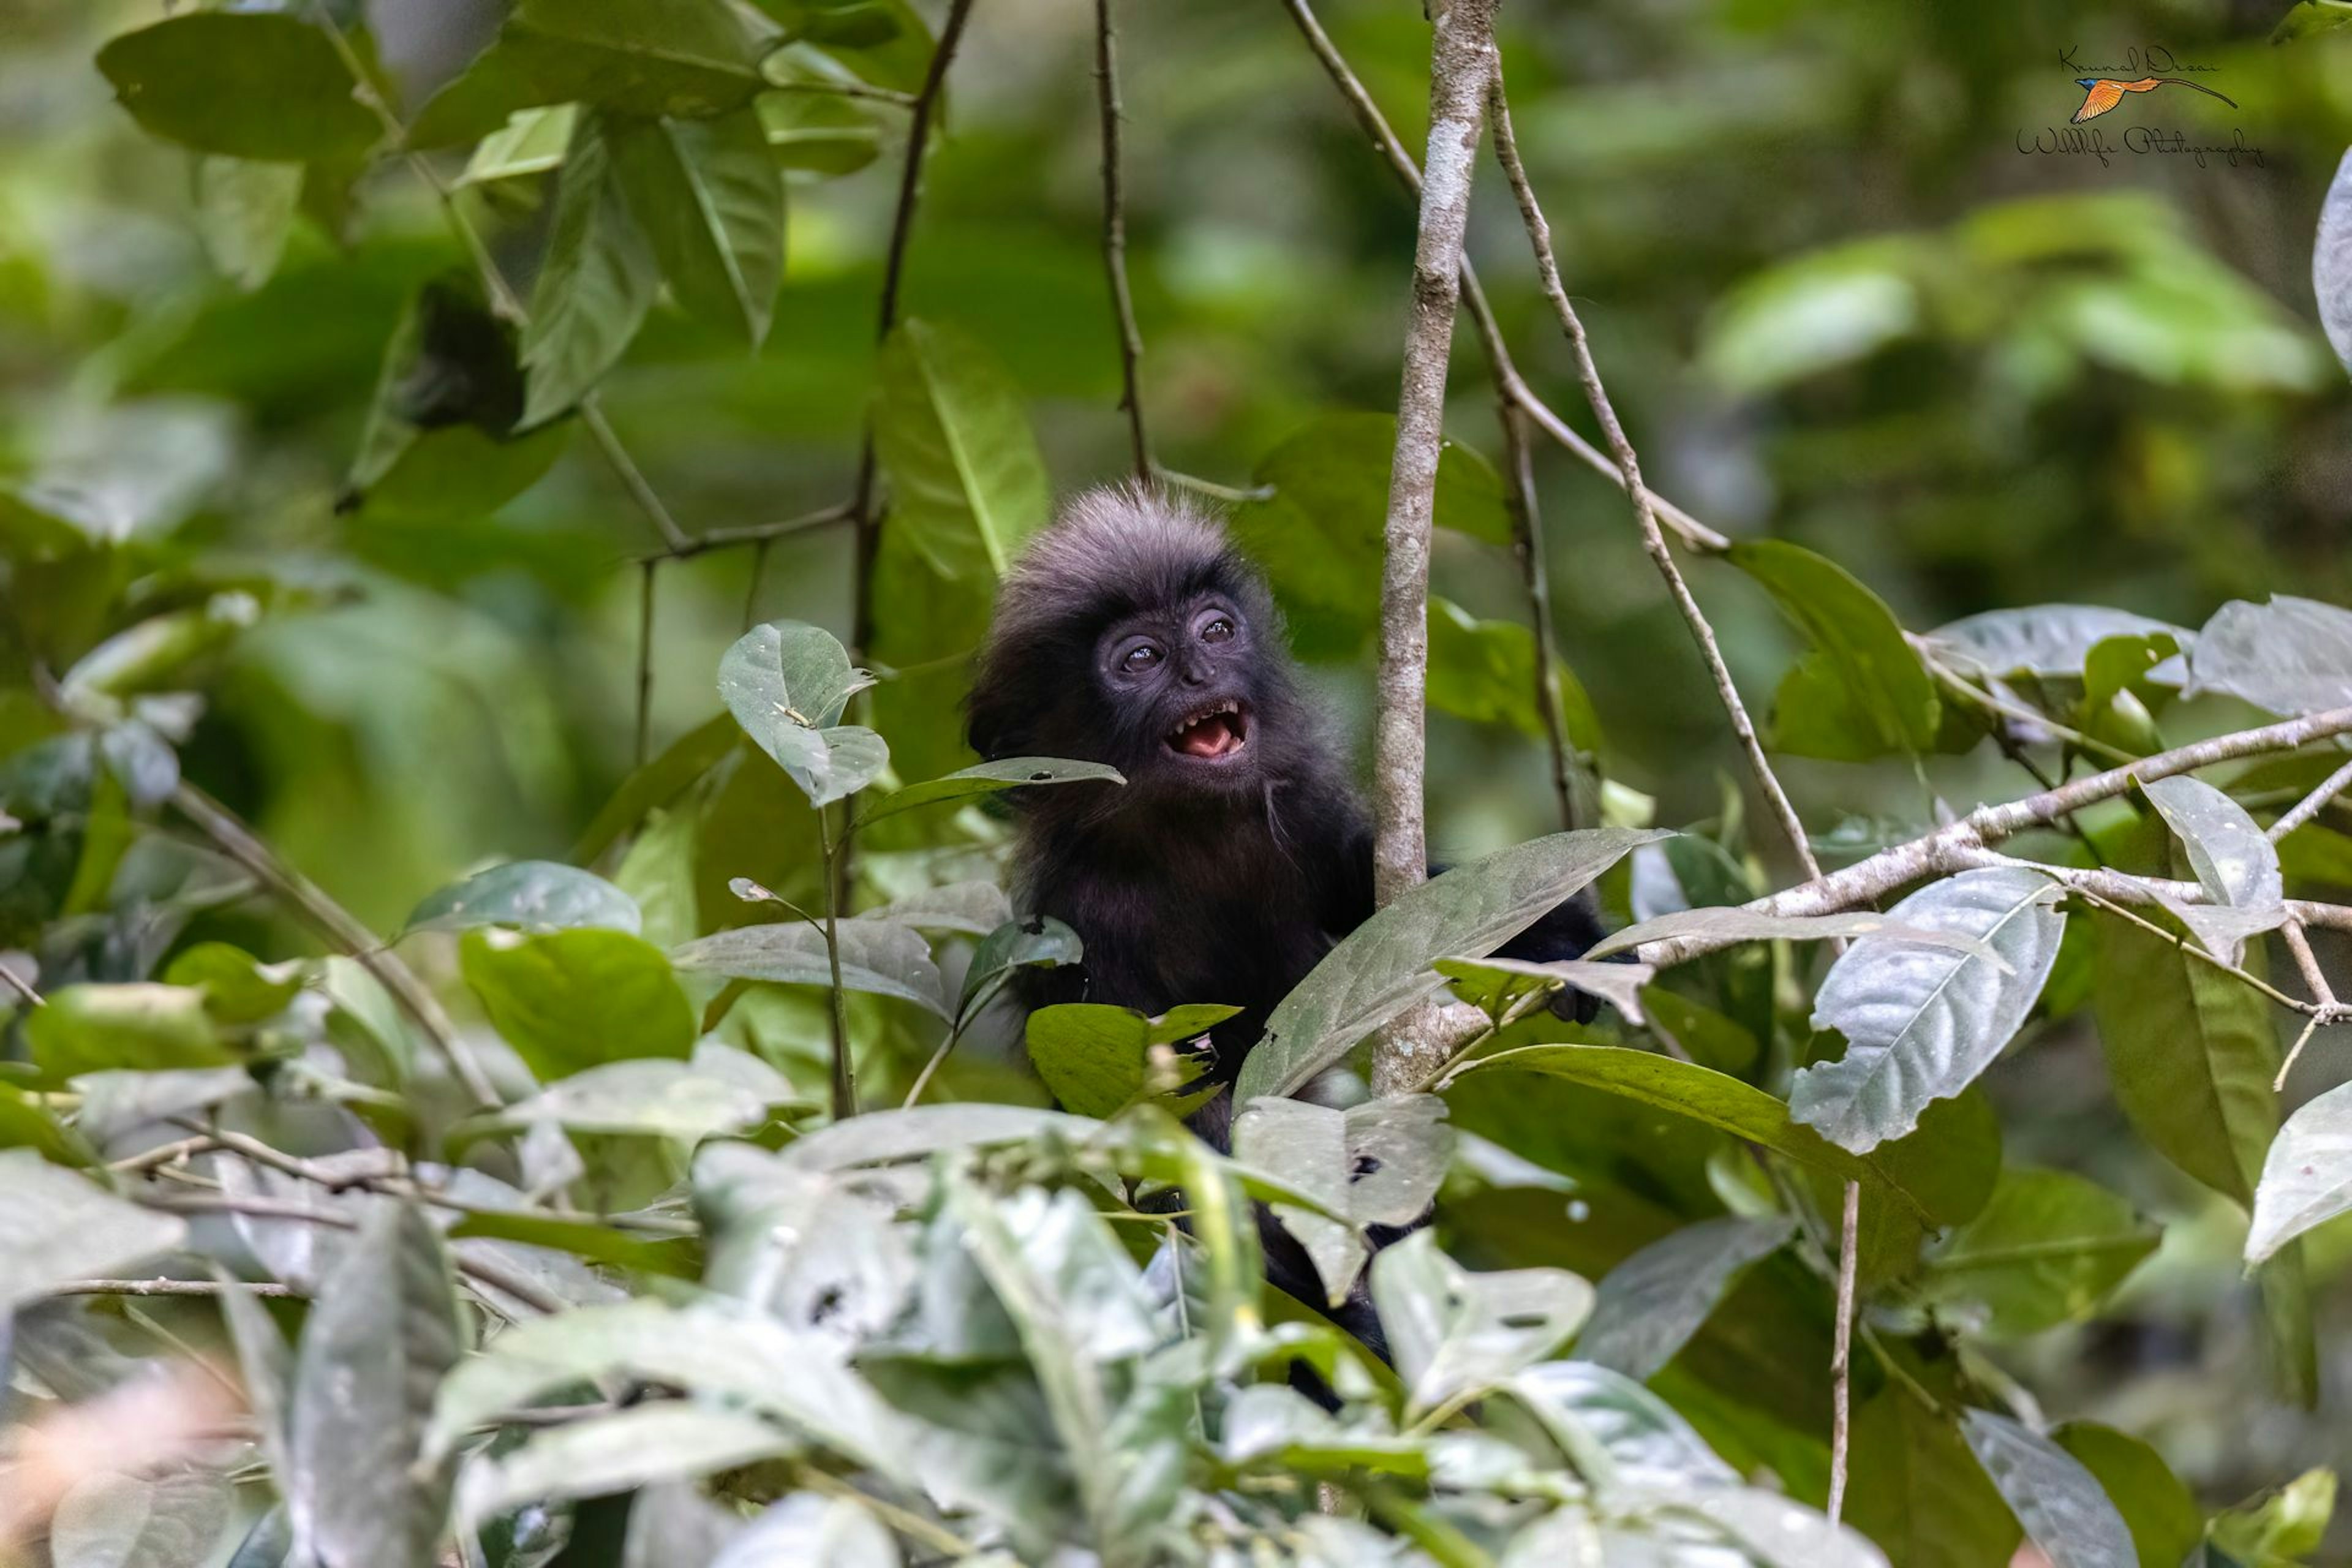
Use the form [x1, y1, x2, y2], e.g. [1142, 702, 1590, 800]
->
[634, 560, 657, 767]
[761, 77, 919, 108]
[848, 0, 981, 663]
[168, 782, 499, 1107]
[2278, 921, 2341, 1088]
[2269, 753, 2352, 842]
[1498, 398, 1580, 831]
[638, 503, 856, 565]
[1095, 0, 1150, 480]
[1828, 1177, 1859, 1524]
[1632, 706, 2352, 969]
[1487, 70, 1819, 884]
[0, 952, 40, 1008]
[48, 1277, 302, 1300]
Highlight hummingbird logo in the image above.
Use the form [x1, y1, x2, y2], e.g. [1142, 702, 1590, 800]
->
[2069, 76, 2237, 123]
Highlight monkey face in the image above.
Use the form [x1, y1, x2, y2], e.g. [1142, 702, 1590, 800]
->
[1094, 593, 1269, 794]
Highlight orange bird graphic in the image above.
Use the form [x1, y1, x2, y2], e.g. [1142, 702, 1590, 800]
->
[2070, 76, 2237, 123]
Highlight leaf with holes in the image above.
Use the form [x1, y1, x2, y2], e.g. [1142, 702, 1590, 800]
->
[854, 756, 1123, 827]
[1370, 1230, 1593, 1419]
[1234, 1095, 1453, 1306]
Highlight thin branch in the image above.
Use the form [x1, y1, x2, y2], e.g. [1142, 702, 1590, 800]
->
[1094, 0, 1150, 481]
[1276, 0, 1728, 555]
[581, 406, 692, 554]
[168, 782, 499, 1107]
[638, 503, 856, 564]
[1633, 705, 2352, 968]
[1828, 1177, 1860, 1525]
[2278, 921, 2341, 1088]
[849, 0, 981, 663]
[0, 952, 39, 1008]
[761, 77, 919, 108]
[634, 560, 657, 768]
[2269, 753, 2352, 842]
[1486, 69, 1819, 883]
[49, 1278, 301, 1300]
[1498, 398, 1579, 830]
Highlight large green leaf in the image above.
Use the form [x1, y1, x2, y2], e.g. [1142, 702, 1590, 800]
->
[718, 620, 881, 805]
[2052, 1423, 2203, 1568]
[1845, 1385, 2021, 1568]
[2248, 1077, 2352, 1265]
[460, 927, 696, 1079]
[873, 318, 1052, 582]
[1925, 606, 2191, 680]
[2141, 775, 2286, 960]
[289, 1200, 463, 1568]
[0, 1150, 186, 1307]
[521, 112, 659, 427]
[1731, 538, 1940, 758]
[410, 0, 774, 149]
[2187, 595, 2352, 717]
[1918, 1167, 2158, 1338]
[1371, 1232, 1591, 1419]
[1506, 1359, 1736, 1494]
[1234, 1095, 1453, 1306]
[25, 982, 235, 1077]
[1228, 413, 1512, 657]
[1574, 1215, 1793, 1381]
[1792, 868, 2068, 1153]
[97, 13, 380, 162]
[407, 861, 641, 936]
[1234, 827, 1662, 1102]
[1961, 1411, 2135, 1568]
[194, 157, 306, 292]
[672, 919, 950, 1019]
[853, 756, 1124, 827]
[608, 108, 785, 345]
[458, 1404, 799, 1520]
[2089, 910, 2276, 1207]
[1425, 597, 1602, 754]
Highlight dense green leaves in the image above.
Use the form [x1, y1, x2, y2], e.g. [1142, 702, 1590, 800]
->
[608, 109, 786, 345]
[460, 927, 696, 1078]
[1926, 606, 2190, 680]
[874, 318, 1053, 582]
[97, 13, 380, 163]
[0, 1150, 186, 1306]
[2054, 1423, 2203, 1568]
[1575, 1215, 1793, 1381]
[1919, 1167, 2158, 1337]
[1961, 1410, 2135, 1568]
[24, 982, 236, 1077]
[1236, 827, 1662, 1102]
[1234, 1095, 1453, 1305]
[521, 113, 660, 427]
[1733, 538, 1940, 760]
[1024, 1003, 1232, 1118]
[1793, 868, 2067, 1153]
[1425, 597, 1602, 753]
[1371, 1232, 1592, 1418]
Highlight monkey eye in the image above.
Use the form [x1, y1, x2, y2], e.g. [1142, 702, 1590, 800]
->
[1121, 643, 1163, 673]
[1199, 616, 1234, 643]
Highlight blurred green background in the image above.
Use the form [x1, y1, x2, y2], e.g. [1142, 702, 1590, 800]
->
[5, 0, 2352, 1533]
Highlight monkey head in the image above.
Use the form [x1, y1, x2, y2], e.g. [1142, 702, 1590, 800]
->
[967, 485, 1313, 810]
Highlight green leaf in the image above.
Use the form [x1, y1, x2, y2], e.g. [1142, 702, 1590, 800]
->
[460, 927, 695, 1079]
[2248, 1076, 2352, 1265]
[2320, 147, 2352, 372]
[608, 108, 785, 344]
[409, 0, 773, 150]
[1425, 597, 1602, 754]
[2188, 596, 2352, 717]
[2209, 1468, 2337, 1566]
[673, 919, 949, 1019]
[50, 1470, 230, 1568]
[1731, 538, 1940, 758]
[1926, 606, 2191, 680]
[1235, 827, 1662, 1103]
[1574, 1215, 1793, 1381]
[859, 880, 1013, 937]
[212, 1262, 295, 1493]
[1229, 413, 1512, 656]
[194, 157, 305, 292]
[758, 90, 883, 176]
[1024, 1003, 1234, 1118]
[1846, 1386, 2021, 1568]
[1452, 1043, 1954, 1223]
[0, 1150, 186, 1307]
[873, 318, 1052, 582]
[957, 914, 1082, 1017]
[1234, 1095, 1453, 1305]
[162, 943, 303, 1027]
[1962, 1409, 2136, 1568]
[1434, 954, 1653, 1025]
[458, 1404, 799, 1520]
[465, 1055, 779, 1145]
[97, 13, 379, 162]
[573, 711, 741, 862]
[25, 982, 235, 1077]
[2052, 1422, 2203, 1568]
[1589, 905, 2001, 962]
[2142, 776, 2286, 960]
[1506, 1359, 1736, 1493]
[753, 0, 935, 92]
[289, 1201, 463, 1568]
[718, 620, 879, 802]
[853, 756, 1124, 828]
[408, 861, 641, 937]
[2089, 910, 2277, 1207]
[1370, 1231, 1592, 1419]
[521, 112, 658, 427]
[1919, 1167, 2158, 1337]
[460, 104, 579, 184]
[1792, 867, 2067, 1153]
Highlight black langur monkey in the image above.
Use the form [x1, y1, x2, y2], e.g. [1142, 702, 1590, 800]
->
[965, 486, 1602, 1348]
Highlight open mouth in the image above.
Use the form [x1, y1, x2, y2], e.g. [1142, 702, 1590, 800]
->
[1166, 699, 1249, 761]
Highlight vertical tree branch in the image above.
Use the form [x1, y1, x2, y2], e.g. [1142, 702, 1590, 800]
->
[1498, 398, 1580, 830]
[1364, 0, 1498, 1096]
[1828, 1177, 1860, 1523]
[1370, 0, 1498, 912]
[633, 560, 657, 767]
[1095, 0, 1151, 481]
[848, 0, 982, 664]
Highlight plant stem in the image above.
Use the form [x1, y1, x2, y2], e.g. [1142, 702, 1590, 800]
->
[1094, 0, 1150, 481]
[817, 803, 858, 1120]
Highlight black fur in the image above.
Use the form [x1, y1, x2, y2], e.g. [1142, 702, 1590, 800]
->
[967, 486, 1602, 1354]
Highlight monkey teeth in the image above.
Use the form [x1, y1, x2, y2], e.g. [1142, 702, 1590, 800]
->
[1168, 699, 1248, 760]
